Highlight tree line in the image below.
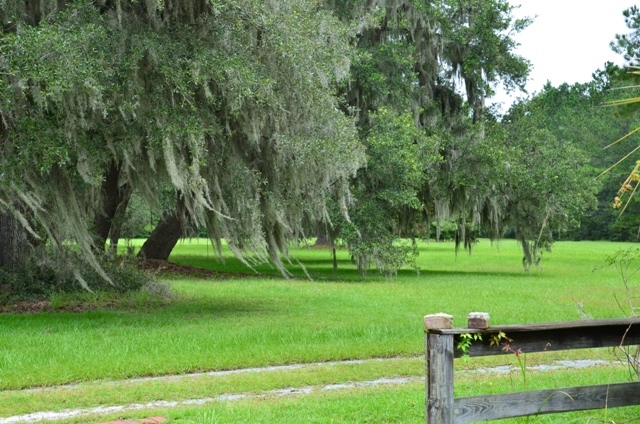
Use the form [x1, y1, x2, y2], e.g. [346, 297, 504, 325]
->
[0, 0, 636, 293]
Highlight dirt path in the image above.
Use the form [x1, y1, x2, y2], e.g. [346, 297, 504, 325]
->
[1, 376, 421, 424]
[17, 357, 412, 394]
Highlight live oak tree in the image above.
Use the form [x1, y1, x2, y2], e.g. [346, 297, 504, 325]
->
[490, 100, 598, 269]
[328, 109, 440, 276]
[0, 0, 363, 287]
[323, 0, 534, 273]
[328, 0, 602, 272]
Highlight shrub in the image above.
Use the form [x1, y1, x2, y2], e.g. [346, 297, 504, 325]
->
[0, 254, 155, 303]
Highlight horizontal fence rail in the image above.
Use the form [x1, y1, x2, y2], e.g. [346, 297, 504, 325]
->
[424, 314, 640, 423]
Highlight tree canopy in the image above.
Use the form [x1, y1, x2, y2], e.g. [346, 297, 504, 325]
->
[0, 0, 363, 284]
[0, 0, 611, 290]
[319, 0, 545, 273]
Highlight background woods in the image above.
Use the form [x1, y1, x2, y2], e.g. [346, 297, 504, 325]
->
[0, 0, 638, 291]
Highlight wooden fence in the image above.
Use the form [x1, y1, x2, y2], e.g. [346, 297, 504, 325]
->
[424, 314, 640, 423]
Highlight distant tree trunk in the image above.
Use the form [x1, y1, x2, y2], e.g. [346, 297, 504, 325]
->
[137, 210, 183, 261]
[92, 160, 131, 254]
[314, 227, 338, 277]
[108, 183, 133, 256]
[520, 235, 532, 272]
[332, 246, 338, 279]
[314, 230, 331, 247]
[0, 211, 28, 270]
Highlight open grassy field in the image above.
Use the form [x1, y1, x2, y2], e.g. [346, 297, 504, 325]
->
[1, 238, 640, 422]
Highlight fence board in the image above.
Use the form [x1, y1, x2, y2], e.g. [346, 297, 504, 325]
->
[453, 381, 640, 423]
[432, 318, 640, 335]
[428, 318, 640, 358]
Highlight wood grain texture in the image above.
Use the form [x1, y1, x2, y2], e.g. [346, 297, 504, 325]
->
[431, 318, 640, 335]
[453, 381, 640, 423]
[425, 318, 640, 423]
[437, 319, 640, 358]
[426, 333, 455, 424]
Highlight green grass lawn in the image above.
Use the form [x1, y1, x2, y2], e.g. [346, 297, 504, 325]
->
[1, 238, 640, 422]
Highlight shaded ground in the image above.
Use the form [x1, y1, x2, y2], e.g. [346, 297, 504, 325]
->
[0, 297, 147, 315]
[0, 260, 243, 314]
[136, 259, 239, 279]
[0, 300, 58, 314]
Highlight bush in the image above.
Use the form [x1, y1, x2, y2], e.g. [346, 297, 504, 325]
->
[0, 254, 155, 303]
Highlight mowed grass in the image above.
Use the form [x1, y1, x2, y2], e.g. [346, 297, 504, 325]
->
[35, 366, 640, 423]
[1, 238, 640, 422]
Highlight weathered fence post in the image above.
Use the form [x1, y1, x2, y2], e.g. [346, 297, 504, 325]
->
[424, 315, 640, 423]
[424, 313, 455, 424]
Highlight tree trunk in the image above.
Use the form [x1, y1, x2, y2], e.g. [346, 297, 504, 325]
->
[520, 235, 532, 272]
[92, 161, 131, 254]
[137, 211, 183, 261]
[314, 229, 331, 247]
[315, 226, 339, 276]
[332, 246, 338, 279]
[0, 211, 28, 271]
[108, 184, 133, 256]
